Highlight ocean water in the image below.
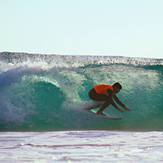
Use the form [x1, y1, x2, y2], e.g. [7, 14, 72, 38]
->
[0, 131, 163, 162]
[0, 52, 163, 162]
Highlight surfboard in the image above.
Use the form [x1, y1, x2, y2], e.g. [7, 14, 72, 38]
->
[88, 109, 122, 120]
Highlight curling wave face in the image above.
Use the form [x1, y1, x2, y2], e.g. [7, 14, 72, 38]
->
[0, 52, 163, 131]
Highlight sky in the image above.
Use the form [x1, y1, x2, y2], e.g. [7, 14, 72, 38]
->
[0, 0, 163, 58]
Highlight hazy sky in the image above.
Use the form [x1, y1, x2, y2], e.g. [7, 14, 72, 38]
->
[0, 0, 163, 58]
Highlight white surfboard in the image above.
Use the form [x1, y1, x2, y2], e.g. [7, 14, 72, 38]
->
[88, 109, 122, 120]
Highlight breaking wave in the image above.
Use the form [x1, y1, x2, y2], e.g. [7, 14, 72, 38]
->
[0, 52, 163, 131]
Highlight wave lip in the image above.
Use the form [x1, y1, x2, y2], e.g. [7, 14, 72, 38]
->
[0, 52, 163, 67]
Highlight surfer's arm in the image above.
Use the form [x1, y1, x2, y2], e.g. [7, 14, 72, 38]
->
[113, 95, 130, 111]
[113, 95, 125, 107]
[106, 90, 123, 112]
[111, 99, 124, 112]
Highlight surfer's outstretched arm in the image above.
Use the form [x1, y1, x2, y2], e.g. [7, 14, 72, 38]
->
[110, 99, 124, 112]
[113, 95, 130, 111]
[113, 95, 125, 107]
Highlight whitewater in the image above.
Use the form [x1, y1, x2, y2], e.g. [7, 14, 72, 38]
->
[0, 52, 163, 162]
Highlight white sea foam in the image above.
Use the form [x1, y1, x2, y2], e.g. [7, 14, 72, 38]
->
[0, 131, 163, 162]
[0, 52, 163, 69]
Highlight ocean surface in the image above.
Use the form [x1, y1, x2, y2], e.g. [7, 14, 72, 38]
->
[1, 131, 163, 162]
[0, 52, 163, 162]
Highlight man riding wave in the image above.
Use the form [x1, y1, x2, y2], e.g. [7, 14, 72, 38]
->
[87, 82, 130, 115]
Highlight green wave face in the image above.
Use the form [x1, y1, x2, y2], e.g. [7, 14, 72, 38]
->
[0, 64, 163, 131]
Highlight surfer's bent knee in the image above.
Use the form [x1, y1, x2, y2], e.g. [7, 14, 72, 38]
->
[88, 89, 96, 100]
[89, 88, 112, 102]
[105, 98, 113, 104]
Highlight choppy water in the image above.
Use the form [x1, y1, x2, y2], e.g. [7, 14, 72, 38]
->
[0, 131, 163, 162]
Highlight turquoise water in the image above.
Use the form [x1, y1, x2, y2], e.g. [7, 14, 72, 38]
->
[0, 53, 163, 131]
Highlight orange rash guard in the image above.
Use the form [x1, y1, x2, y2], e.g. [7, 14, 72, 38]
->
[94, 84, 113, 95]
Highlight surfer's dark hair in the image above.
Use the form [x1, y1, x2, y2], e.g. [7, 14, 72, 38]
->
[113, 82, 122, 89]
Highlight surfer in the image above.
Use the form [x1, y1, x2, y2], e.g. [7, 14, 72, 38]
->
[88, 82, 130, 115]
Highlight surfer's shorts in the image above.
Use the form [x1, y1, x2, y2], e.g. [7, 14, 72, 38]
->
[88, 89, 109, 101]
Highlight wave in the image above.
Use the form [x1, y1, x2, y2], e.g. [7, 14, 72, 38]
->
[0, 52, 163, 131]
[0, 52, 163, 69]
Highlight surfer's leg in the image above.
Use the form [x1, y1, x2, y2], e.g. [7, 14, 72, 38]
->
[96, 100, 111, 114]
[96, 99, 117, 114]
[86, 89, 104, 110]
[87, 89, 109, 111]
